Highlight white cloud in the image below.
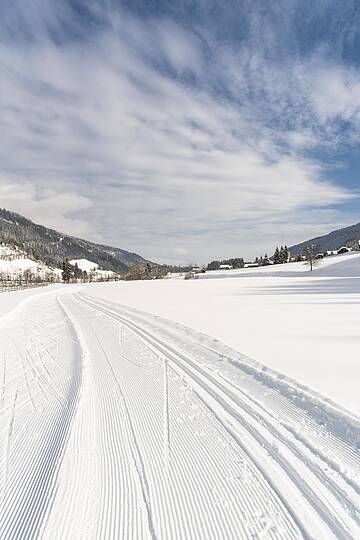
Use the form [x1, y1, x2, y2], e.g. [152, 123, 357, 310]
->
[0, 4, 359, 263]
[0, 179, 93, 236]
[310, 62, 360, 124]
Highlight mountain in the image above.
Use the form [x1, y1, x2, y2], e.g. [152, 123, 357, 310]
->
[0, 208, 151, 273]
[289, 222, 360, 255]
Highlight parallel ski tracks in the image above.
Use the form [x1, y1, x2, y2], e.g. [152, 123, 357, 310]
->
[71, 294, 301, 539]
[100, 300, 360, 483]
[2, 290, 359, 539]
[77, 293, 360, 540]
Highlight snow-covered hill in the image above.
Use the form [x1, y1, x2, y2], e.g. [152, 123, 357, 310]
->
[69, 258, 116, 281]
[70, 259, 99, 272]
[0, 243, 60, 281]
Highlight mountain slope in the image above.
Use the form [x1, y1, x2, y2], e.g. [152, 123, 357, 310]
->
[289, 222, 360, 255]
[0, 208, 150, 272]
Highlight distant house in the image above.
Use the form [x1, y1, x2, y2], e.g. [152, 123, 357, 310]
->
[219, 264, 233, 270]
[244, 262, 259, 268]
[337, 246, 351, 254]
[325, 250, 337, 256]
[315, 253, 324, 260]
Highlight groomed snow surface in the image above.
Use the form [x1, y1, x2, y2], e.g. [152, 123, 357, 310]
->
[0, 252, 359, 539]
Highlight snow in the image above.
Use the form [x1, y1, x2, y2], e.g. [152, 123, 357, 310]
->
[0, 251, 359, 538]
[0, 284, 64, 321]
[0, 258, 38, 273]
[69, 258, 99, 272]
[85, 251, 360, 416]
[201, 251, 360, 278]
[0, 244, 60, 280]
[0, 245, 20, 257]
[69, 259, 117, 280]
[0, 257, 61, 280]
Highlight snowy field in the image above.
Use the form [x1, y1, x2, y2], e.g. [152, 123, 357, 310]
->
[87, 252, 360, 415]
[0, 252, 359, 539]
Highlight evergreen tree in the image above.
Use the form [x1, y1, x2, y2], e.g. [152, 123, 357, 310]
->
[273, 247, 280, 264]
[232, 258, 244, 269]
[73, 262, 82, 279]
[207, 260, 221, 271]
[283, 245, 289, 263]
[62, 258, 72, 283]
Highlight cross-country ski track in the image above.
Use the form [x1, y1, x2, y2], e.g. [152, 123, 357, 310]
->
[0, 289, 359, 539]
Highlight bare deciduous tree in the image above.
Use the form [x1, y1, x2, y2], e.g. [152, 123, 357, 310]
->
[304, 245, 320, 271]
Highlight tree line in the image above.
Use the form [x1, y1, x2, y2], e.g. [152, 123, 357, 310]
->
[207, 258, 245, 270]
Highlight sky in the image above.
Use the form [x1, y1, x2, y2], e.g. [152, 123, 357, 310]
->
[1, 0, 360, 264]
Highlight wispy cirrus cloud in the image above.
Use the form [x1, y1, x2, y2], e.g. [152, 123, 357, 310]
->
[1, 0, 360, 262]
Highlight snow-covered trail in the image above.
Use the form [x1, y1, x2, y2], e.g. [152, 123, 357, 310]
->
[0, 290, 359, 539]
[0, 293, 82, 539]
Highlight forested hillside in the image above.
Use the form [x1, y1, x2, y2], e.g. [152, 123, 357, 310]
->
[289, 222, 360, 254]
[0, 208, 150, 272]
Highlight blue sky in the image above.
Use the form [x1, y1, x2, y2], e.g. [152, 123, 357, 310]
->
[1, 0, 360, 263]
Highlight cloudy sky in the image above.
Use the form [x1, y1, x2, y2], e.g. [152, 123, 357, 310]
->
[1, 1, 360, 263]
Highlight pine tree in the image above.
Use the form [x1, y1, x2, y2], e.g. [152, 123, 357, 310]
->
[62, 258, 72, 283]
[73, 262, 82, 279]
[273, 247, 280, 264]
[283, 245, 289, 263]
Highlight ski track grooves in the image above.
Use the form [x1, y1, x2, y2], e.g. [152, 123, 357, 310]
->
[89, 317, 158, 540]
[76, 292, 360, 540]
[0, 294, 83, 539]
[1, 289, 359, 540]
[67, 294, 302, 540]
